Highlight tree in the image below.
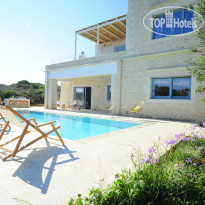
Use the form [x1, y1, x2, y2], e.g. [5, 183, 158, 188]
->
[17, 80, 31, 88]
[1, 90, 17, 99]
[187, 0, 205, 103]
[0, 80, 46, 105]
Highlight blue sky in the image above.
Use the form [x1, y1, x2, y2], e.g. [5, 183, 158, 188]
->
[0, 0, 128, 85]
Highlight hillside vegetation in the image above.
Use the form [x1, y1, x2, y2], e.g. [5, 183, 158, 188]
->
[0, 80, 45, 105]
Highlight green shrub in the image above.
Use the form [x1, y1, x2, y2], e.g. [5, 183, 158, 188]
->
[1, 90, 17, 99]
[0, 80, 60, 105]
[68, 125, 205, 205]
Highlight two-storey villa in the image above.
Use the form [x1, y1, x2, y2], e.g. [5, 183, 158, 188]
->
[45, 0, 205, 122]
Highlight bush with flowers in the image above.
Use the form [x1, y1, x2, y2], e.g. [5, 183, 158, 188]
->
[68, 123, 205, 205]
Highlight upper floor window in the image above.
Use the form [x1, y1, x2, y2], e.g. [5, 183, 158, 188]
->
[152, 77, 191, 99]
[153, 8, 193, 39]
[113, 44, 126, 53]
[107, 85, 111, 101]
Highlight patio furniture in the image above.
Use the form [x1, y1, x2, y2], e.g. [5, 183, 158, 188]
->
[76, 100, 85, 110]
[66, 100, 77, 110]
[0, 96, 4, 106]
[57, 101, 66, 109]
[127, 101, 144, 116]
[0, 105, 65, 161]
[0, 113, 11, 129]
[99, 102, 115, 114]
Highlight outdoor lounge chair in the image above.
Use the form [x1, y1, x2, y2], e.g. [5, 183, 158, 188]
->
[127, 101, 144, 116]
[66, 100, 77, 110]
[0, 96, 5, 106]
[0, 113, 11, 130]
[76, 100, 85, 110]
[0, 105, 65, 161]
[99, 102, 115, 114]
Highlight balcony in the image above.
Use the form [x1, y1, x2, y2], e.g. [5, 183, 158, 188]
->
[47, 50, 126, 71]
[48, 14, 127, 70]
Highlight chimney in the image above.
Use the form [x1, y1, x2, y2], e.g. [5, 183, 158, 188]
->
[79, 51, 87, 59]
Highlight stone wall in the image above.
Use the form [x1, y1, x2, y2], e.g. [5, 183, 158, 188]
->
[117, 51, 205, 121]
[116, 0, 205, 122]
[126, 0, 200, 58]
[98, 39, 126, 55]
[8, 99, 30, 108]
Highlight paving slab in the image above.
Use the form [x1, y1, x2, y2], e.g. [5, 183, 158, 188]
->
[0, 108, 192, 205]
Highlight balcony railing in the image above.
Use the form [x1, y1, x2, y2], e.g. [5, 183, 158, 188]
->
[50, 48, 126, 64]
[47, 50, 127, 70]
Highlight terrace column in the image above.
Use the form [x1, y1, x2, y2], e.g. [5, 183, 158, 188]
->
[45, 78, 57, 109]
[44, 71, 48, 109]
[111, 61, 122, 114]
[60, 81, 73, 105]
[96, 27, 99, 56]
[74, 32, 77, 60]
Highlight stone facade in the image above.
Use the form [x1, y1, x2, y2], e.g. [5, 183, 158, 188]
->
[45, 0, 205, 122]
[118, 0, 205, 121]
[98, 39, 126, 55]
[6, 99, 30, 108]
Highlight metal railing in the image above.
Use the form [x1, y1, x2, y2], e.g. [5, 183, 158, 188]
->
[51, 49, 95, 64]
[50, 48, 126, 64]
[9, 102, 13, 109]
[17, 102, 21, 111]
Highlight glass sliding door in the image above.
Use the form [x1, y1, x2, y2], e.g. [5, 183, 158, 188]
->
[74, 87, 92, 109]
[75, 88, 84, 101]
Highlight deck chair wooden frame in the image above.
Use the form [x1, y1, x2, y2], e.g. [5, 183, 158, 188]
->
[0, 113, 11, 130]
[0, 105, 65, 161]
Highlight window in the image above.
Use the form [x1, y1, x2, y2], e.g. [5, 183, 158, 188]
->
[153, 8, 193, 39]
[154, 15, 164, 39]
[153, 78, 171, 97]
[107, 86, 111, 101]
[152, 77, 191, 99]
[113, 44, 126, 53]
[184, 9, 194, 33]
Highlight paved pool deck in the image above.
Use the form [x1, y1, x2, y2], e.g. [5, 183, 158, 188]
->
[0, 108, 193, 205]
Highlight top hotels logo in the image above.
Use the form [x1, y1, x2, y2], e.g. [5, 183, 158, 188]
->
[165, 10, 173, 28]
[143, 6, 204, 38]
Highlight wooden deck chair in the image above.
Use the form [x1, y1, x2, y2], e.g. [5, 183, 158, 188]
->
[0, 113, 11, 130]
[0, 96, 4, 105]
[128, 101, 144, 116]
[0, 105, 65, 161]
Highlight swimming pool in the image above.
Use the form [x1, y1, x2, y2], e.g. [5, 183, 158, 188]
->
[18, 110, 141, 140]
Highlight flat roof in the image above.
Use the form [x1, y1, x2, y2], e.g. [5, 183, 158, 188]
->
[76, 14, 127, 44]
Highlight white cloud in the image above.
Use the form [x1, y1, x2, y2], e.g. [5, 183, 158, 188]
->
[25, 23, 31, 29]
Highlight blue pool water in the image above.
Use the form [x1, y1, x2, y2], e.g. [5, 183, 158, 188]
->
[18, 110, 140, 140]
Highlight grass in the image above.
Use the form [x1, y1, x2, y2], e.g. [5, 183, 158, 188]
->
[68, 124, 205, 205]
